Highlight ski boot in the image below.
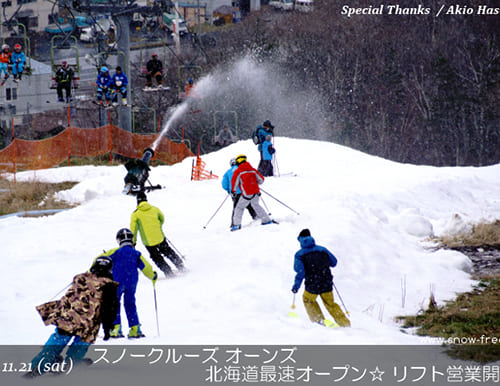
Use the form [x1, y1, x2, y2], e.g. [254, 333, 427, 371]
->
[128, 325, 145, 339]
[110, 324, 124, 338]
[231, 224, 241, 231]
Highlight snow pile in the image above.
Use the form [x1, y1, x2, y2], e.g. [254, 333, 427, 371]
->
[1, 138, 499, 345]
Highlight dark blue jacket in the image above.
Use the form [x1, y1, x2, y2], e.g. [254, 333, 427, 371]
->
[97, 72, 112, 89]
[292, 236, 338, 294]
[99, 244, 155, 287]
[112, 71, 128, 88]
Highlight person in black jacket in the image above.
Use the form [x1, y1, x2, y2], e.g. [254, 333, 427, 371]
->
[291, 229, 350, 327]
[145, 53, 163, 88]
[55, 61, 74, 103]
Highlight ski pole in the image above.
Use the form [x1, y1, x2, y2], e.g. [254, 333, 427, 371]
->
[332, 281, 350, 316]
[153, 283, 160, 337]
[288, 292, 299, 318]
[272, 136, 280, 177]
[203, 194, 230, 229]
[260, 188, 300, 215]
[260, 195, 271, 215]
[164, 235, 185, 260]
[50, 283, 71, 300]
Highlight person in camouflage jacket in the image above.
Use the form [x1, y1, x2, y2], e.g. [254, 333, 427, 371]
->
[26, 257, 118, 377]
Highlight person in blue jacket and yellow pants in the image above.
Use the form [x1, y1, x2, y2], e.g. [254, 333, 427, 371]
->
[292, 229, 350, 327]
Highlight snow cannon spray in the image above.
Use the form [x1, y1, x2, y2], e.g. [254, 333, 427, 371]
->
[122, 148, 161, 196]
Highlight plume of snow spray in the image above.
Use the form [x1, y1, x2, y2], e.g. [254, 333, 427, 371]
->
[151, 55, 329, 150]
[152, 103, 189, 151]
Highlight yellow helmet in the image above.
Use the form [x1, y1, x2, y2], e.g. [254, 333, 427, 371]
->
[235, 154, 247, 165]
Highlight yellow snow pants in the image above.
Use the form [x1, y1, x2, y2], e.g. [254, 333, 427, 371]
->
[303, 290, 351, 327]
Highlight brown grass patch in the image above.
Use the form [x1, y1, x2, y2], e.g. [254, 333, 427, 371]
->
[433, 220, 500, 248]
[0, 179, 78, 216]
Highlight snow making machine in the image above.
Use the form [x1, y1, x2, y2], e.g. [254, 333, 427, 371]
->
[123, 148, 162, 195]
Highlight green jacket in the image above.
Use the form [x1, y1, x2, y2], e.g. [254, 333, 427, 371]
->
[130, 201, 165, 247]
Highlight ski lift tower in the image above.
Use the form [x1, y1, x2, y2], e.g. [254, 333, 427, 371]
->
[58, 0, 173, 131]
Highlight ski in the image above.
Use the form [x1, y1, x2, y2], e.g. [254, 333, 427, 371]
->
[288, 311, 339, 328]
[230, 219, 279, 231]
[143, 86, 170, 92]
[92, 100, 133, 109]
[91, 100, 113, 109]
[277, 172, 298, 177]
[156, 268, 188, 281]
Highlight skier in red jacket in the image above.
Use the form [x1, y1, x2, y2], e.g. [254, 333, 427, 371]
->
[230, 154, 276, 231]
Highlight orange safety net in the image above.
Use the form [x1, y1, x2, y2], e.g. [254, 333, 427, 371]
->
[0, 124, 194, 174]
[191, 155, 218, 181]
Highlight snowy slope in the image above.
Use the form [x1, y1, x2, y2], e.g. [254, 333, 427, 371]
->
[1, 138, 499, 345]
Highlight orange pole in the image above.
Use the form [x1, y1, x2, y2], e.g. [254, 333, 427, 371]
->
[157, 114, 162, 133]
[67, 105, 71, 126]
[108, 125, 113, 164]
[67, 127, 71, 166]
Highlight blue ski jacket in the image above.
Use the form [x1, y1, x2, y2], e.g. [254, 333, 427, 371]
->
[97, 72, 112, 89]
[11, 51, 26, 67]
[261, 140, 275, 161]
[222, 165, 241, 194]
[292, 236, 338, 294]
[112, 71, 128, 88]
[97, 244, 156, 287]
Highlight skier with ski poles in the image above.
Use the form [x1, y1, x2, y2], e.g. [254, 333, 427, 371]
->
[97, 228, 158, 339]
[230, 154, 277, 231]
[25, 256, 119, 377]
[291, 229, 350, 327]
[131, 192, 185, 276]
[222, 157, 257, 228]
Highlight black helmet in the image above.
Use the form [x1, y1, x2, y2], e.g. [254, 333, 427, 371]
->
[90, 256, 113, 277]
[116, 228, 134, 246]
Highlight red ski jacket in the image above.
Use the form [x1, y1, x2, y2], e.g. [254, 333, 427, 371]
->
[231, 161, 265, 197]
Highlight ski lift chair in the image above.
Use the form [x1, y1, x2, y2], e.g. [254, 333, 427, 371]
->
[50, 63, 80, 89]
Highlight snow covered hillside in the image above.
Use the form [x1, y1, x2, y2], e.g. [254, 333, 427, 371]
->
[1, 138, 499, 345]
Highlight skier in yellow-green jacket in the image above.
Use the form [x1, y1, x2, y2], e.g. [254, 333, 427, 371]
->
[130, 192, 185, 278]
